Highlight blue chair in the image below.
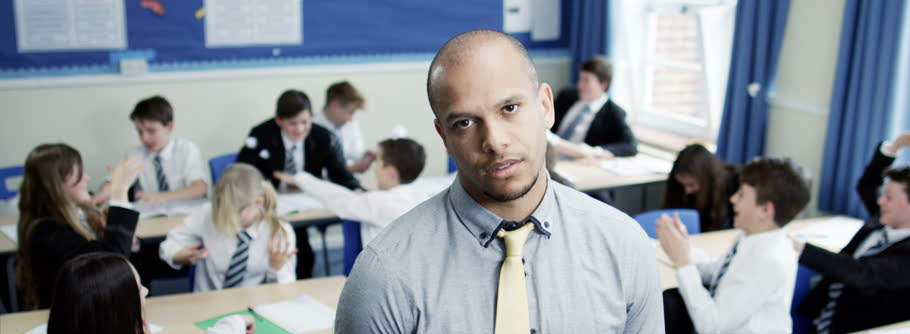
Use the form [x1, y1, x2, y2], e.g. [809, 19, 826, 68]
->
[341, 220, 363, 276]
[0, 165, 24, 200]
[209, 153, 237, 184]
[632, 209, 701, 239]
[447, 156, 457, 173]
[791, 265, 816, 334]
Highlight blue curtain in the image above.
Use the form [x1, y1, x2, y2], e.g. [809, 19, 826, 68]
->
[568, 0, 610, 82]
[818, 0, 908, 218]
[715, 0, 791, 164]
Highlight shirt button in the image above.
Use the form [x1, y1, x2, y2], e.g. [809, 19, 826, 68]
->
[531, 329, 537, 334]
[480, 232, 489, 239]
[544, 221, 550, 228]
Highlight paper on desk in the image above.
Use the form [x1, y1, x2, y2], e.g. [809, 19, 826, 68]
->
[136, 198, 208, 219]
[600, 156, 673, 177]
[25, 322, 162, 334]
[794, 217, 863, 250]
[869, 327, 910, 334]
[276, 193, 325, 216]
[1, 224, 17, 243]
[253, 295, 335, 334]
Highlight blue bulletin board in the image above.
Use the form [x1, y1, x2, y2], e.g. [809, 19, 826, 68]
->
[0, 0, 571, 78]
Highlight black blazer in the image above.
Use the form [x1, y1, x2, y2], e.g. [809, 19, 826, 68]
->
[236, 118, 361, 190]
[552, 88, 638, 157]
[26, 206, 139, 309]
[797, 142, 910, 333]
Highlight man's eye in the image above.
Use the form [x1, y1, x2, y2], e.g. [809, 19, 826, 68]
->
[454, 120, 474, 129]
[503, 104, 519, 113]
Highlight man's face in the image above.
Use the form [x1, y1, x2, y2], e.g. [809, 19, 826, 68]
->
[433, 42, 555, 203]
[878, 180, 910, 227]
[576, 70, 608, 103]
[275, 111, 312, 142]
[133, 119, 173, 153]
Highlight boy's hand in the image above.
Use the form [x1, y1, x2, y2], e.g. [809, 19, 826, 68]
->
[656, 212, 692, 267]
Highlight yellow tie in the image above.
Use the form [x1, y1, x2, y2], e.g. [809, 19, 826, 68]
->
[495, 222, 535, 334]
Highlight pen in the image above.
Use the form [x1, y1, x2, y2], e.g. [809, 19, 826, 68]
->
[247, 306, 263, 321]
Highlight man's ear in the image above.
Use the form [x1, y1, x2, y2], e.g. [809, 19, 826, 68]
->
[165, 121, 175, 132]
[539, 83, 555, 130]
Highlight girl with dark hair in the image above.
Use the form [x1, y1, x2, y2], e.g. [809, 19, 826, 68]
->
[15, 143, 143, 309]
[49, 252, 149, 334]
[50, 252, 256, 334]
[661, 144, 740, 232]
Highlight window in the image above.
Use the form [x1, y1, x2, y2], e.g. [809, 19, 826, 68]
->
[610, 1, 736, 146]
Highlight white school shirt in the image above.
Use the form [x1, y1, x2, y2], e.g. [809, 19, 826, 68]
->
[159, 203, 297, 292]
[292, 171, 453, 246]
[126, 137, 208, 193]
[676, 228, 797, 334]
[313, 112, 366, 166]
[554, 93, 609, 144]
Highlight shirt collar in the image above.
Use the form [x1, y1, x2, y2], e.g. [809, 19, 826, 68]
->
[449, 173, 556, 247]
[280, 130, 303, 150]
[585, 93, 609, 112]
[152, 137, 175, 159]
[882, 226, 910, 244]
[736, 228, 786, 248]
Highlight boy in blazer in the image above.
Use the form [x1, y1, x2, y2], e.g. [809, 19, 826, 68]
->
[794, 132, 910, 333]
[237, 89, 362, 278]
[549, 56, 637, 159]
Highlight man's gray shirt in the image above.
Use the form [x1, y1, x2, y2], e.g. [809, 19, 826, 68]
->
[335, 176, 664, 333]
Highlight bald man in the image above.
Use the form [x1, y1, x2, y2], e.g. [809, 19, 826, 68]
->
[335, 30, 663, 334]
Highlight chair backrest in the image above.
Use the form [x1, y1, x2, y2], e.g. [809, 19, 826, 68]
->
[0, 165, 24, 201]
[341, 220, 363, 276]
[791, 264, 816, 334]
[209, 153, 237, 185]
[447, 156, 457, 173]
[632, 209, 701, 238]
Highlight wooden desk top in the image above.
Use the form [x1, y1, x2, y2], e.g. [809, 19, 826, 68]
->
[0, 209, 339, 254]
[852, 319, 910, 333]
[0, 276, 345, 334]
[555, 158, 668, 192]
[658, 216, 861, 290]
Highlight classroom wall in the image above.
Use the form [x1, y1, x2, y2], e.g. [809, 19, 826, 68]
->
[765, 0, 846, 216]
[0, 57, 571, 190]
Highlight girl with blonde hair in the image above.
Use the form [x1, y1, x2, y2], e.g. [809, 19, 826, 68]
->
[159, 163, 297, 291]
[16, 143, 143, 309]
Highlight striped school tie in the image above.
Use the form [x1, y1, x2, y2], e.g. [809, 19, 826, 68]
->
[708, 240, 739, 297]
[223, 231, 252, 289]
[494, 222, 535, 334]
[285, 145, 297, 173]
[814, 231, 890, 334]
[557, 105, 590, 142]
[154, 155, 169, 192]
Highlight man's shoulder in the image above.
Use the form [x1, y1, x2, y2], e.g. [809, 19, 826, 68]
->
[551, 182, 648, 240]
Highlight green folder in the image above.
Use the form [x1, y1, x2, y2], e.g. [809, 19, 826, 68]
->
[195, 310, 291, 334]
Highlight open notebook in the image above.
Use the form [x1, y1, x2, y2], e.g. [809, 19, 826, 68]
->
[196, 295, 334, 334]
